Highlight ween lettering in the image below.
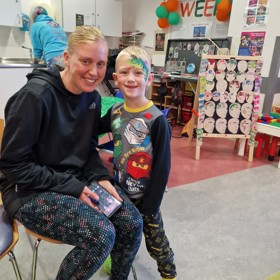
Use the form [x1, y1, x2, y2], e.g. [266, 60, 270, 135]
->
[180, 0, 217, 18]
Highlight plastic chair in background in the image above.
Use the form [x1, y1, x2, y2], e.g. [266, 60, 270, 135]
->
[115, 89, 124, 99]
[0, 205, 22, 280]
[161, 107, 171, 119]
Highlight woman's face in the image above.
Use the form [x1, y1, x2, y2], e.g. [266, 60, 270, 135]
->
[63, 41, 108, 94]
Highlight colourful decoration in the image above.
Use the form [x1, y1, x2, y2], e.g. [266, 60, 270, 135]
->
[216, 10, 229, 21]
[158, 17, 169, 28]
[166, 0, 179, 12]
[155, 0, 181, 29]
[168, 12, 180, 25]
[156, 6, 168, 18]
[215, 0, 232, 22]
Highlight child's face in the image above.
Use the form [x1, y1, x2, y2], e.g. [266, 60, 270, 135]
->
[114, 54, 153, 100]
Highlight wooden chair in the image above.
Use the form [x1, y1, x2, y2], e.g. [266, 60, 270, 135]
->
[0, 205, 22, 280]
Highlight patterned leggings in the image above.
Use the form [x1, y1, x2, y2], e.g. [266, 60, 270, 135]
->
[15, 188, 143, 280]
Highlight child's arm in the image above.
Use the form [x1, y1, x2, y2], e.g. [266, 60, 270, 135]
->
[141, 116, 171, 216]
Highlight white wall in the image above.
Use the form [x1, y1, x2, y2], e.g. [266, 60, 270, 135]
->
[1, 0, 279, 73]
[0, 0, 53, 58]
[122, 0, 166, 66]
[228, 0, 280, 77]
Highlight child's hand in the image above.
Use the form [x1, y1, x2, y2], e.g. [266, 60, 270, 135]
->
[98, 180, 123, 202]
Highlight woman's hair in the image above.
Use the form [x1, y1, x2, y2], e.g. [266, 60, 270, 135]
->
[67, 26, 107, 55]
[116, 46, 151, 70]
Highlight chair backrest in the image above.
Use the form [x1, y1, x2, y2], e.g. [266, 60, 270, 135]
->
[161, 107, 171, 118]
[0, 205, 19, 260]
[115, 90, 124, 99]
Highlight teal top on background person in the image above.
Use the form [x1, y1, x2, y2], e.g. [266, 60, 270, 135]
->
[30, 6, 67, 69]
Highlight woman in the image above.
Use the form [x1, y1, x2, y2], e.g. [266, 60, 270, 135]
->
[0, 26, 143, 280]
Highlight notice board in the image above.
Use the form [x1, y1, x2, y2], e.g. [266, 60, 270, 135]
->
[195, 55, 263, 160]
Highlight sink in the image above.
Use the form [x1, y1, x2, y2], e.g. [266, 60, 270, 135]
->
[0, 57, 47, 68]
[0, 57, 35, 64]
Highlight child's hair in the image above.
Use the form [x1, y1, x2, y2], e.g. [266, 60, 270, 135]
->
[116, 46, 151, 71]
[67, 26, 107, 55]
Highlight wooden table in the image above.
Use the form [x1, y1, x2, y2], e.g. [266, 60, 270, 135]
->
[256, 122, 280, 168]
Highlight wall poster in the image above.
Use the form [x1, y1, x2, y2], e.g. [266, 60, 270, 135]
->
[238, 31, 266, 56]
[196, 55, 263, 158]
[243, 0, 270, 29]
[154, 30, 168, 54]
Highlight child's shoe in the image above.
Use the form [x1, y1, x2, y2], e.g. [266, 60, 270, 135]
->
[103, 256, 111, 275]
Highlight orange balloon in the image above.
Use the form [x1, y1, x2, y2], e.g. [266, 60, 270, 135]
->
[217, 0, 231, 14]
[166, 0, 179, 12]
[216, 10, 229, 21]
[160, 1, 168, 8]
[158, 17, 169, 28]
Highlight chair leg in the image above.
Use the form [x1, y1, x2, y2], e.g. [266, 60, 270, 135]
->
[8, 251, 22, 280]
[31, 239, 42, 280]
[131, 263, 138, 280]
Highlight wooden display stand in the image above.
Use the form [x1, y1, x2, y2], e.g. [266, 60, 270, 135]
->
[181, 79, 200, 145]
[193, 54, 263, 161]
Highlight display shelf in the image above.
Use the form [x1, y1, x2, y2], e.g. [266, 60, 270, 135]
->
[150, 75, 197, 126]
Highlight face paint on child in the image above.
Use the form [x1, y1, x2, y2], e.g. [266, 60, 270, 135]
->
[129, 56, 149, 81]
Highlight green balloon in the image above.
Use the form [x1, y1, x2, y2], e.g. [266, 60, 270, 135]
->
[168, 12, 180, 25]
[156, 6, 168, 19]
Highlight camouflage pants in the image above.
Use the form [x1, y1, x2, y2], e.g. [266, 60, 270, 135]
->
[133, 199, 177, 279]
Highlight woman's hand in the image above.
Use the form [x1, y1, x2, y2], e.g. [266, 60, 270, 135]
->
[79, 186, 101, 211]
[98, 180, 123, 202]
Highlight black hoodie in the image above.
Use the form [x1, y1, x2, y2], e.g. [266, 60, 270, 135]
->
[0, 67, 112, 219]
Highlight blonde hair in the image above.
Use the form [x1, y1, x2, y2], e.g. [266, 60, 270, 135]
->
[116, 46, 151, 72]
[67, 26, 107, 55]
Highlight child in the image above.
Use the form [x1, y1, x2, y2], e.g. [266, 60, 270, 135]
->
[100, 46, 177, 280]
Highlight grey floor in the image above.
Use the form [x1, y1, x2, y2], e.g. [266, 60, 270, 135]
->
[1, 163, 280, 280]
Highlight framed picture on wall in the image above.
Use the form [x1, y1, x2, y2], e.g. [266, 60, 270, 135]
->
[154, 30, 167, 54]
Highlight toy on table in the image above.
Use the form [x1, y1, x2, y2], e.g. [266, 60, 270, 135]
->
[257, 112, 280, 127]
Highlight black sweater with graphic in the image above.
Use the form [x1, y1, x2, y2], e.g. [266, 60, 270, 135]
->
[100, 101, 171, 216]
[0, 67, 111, 219]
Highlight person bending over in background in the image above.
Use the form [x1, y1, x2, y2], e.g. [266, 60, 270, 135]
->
[0, 26, 142, 280]
[99, 46, 177, 280]
[30, 6, 67, 69]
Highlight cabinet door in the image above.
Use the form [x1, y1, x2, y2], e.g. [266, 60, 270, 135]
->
[95, 0, 122, 37]
[62, 0, 94, 32]
[0, 0, 22, 27]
